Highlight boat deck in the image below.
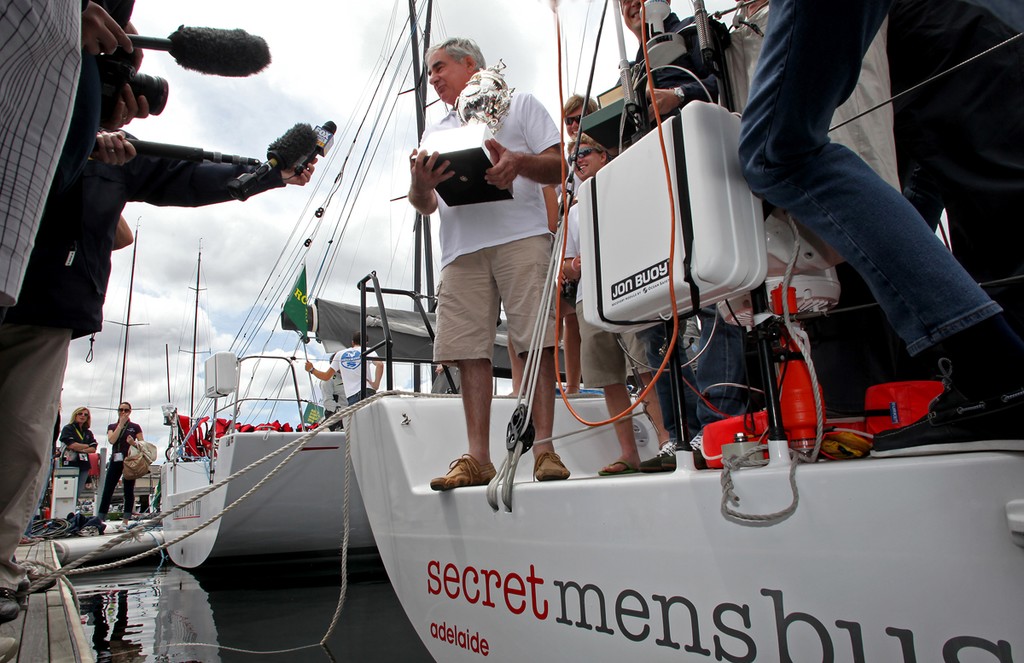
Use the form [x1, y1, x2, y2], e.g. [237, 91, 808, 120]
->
[0, 542, 93, 663]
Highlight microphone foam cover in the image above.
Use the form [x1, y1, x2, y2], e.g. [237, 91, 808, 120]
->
[168, 26, 272, 77]
[270, 124, 318, 167]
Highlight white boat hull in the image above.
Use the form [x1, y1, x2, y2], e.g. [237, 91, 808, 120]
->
[162, 430, 375, 568]
[348, 395, 1024, 662]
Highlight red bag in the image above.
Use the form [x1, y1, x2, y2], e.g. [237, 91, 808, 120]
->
[864, 381, 943, 434]
[701, 411, 769, 469]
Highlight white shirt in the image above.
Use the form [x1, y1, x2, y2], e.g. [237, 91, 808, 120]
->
[331, 346, 379, 399]
[422, 93, 561, 267]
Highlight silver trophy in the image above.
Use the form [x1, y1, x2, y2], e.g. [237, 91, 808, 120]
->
[456, 60, 514, 134]
[419, 61, 515, 206]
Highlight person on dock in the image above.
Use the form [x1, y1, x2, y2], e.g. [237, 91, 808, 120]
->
[98, 402, 144, 530]
[0, 0, 131, 627]
[409, 37, 570, 490]
[0, 130, 316, 607]
[59, 407, 99, 501]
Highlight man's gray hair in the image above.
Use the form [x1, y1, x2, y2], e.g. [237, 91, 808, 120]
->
[427, 37, 486, 70]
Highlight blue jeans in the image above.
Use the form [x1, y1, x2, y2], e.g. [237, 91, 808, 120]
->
[738, 0, 1007, 356]
[640, 307, 747, 441]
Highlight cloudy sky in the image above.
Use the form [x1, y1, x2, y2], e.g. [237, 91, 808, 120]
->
[59, 0, 737, 457]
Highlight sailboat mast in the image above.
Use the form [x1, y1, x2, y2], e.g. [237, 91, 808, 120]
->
[409, 0, 434, 391]
[408, 0, 435, 302]
[118, 224, 140, 404]
[190, 245, 202, 422]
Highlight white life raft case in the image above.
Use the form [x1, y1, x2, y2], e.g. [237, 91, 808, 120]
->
[577, 101, 767, 332]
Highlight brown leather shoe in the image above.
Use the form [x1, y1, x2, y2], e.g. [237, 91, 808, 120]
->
[430, 455, 496, 491]
[533, 451, 570, 481]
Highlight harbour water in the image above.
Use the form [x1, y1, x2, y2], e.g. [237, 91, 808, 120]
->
[70, 553, 432, 662]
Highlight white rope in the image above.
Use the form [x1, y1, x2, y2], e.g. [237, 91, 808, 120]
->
[717, 216, 825, 524]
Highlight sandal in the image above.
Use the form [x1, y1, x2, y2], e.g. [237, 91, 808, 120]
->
[598, 459, 638, 476]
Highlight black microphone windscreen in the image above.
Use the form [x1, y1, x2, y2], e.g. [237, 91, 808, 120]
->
[270, 124, 318, 167]
[168, 26, 272, 77]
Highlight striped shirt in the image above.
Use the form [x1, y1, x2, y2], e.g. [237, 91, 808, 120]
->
[0, 0, 80, 306]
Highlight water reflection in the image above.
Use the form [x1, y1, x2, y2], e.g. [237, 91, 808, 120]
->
[83, 590, 145, 662]
[73, 554, 432, 662]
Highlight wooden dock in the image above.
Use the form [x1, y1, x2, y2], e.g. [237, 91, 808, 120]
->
[0, 542, 93, 663]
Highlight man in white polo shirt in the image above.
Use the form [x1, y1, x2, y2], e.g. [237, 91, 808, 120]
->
[409, 37, 569, 490]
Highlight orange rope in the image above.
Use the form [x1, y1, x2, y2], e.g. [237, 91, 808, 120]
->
[552, 3, 681, 429]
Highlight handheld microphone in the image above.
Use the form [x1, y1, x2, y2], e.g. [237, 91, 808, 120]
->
[128, 26, 271, 77]
[296, 121, 337, 171]
[126, 139, 261, 166]
[227, 123, 318, 201]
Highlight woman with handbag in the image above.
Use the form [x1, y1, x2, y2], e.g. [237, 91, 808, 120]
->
[58, 407, 98, 500]
[98, 401, 143, 530]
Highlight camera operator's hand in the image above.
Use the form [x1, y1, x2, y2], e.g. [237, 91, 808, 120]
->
[102, 85, 151, 131]
[124, 21, 144, 72]
[92, 131, 136, 166]
[81, 1, 132, 56]
[282, 158, 317, 186]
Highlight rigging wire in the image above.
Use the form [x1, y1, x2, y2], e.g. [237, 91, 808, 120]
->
[227, 4, 412, 357]
[232, 45, 411, 363]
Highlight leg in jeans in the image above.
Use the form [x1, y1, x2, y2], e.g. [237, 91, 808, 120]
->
[741, 0, 1024, 454]
[694, 308, 748, 429]
[739, 0, 999, 355]
[121, 479, 135, 523]
[97, 461, 123, 519]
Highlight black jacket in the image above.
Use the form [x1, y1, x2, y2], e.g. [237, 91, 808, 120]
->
[5, 153, 283, 337]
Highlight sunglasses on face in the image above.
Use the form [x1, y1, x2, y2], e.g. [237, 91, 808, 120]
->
[564, 115, 582, 126]
[77, 412, 89, 417]
[570, 147, 598, 164]
[118, 408, 131, 413]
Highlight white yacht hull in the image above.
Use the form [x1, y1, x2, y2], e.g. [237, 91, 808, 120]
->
[161, 430, 375, 568]
[348, 395, 1024, 662]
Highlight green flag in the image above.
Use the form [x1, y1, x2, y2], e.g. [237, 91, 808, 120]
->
[284, 267, 310, 341]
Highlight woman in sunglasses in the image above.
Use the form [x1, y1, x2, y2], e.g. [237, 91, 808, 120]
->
[98, 402, 144, 530]
[58, 407, 98, 500]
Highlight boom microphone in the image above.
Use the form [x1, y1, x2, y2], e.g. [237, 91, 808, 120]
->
[128, 26, 271, 77]
[126, 139, 261, 166]
[227, 123, 318, 201]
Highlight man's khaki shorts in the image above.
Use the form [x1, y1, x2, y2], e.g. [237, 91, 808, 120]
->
[575, 301, 646, 388]
[434, 235, 555, 363]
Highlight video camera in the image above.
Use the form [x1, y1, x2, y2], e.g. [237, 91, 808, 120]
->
[97, 51, 169, 119]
